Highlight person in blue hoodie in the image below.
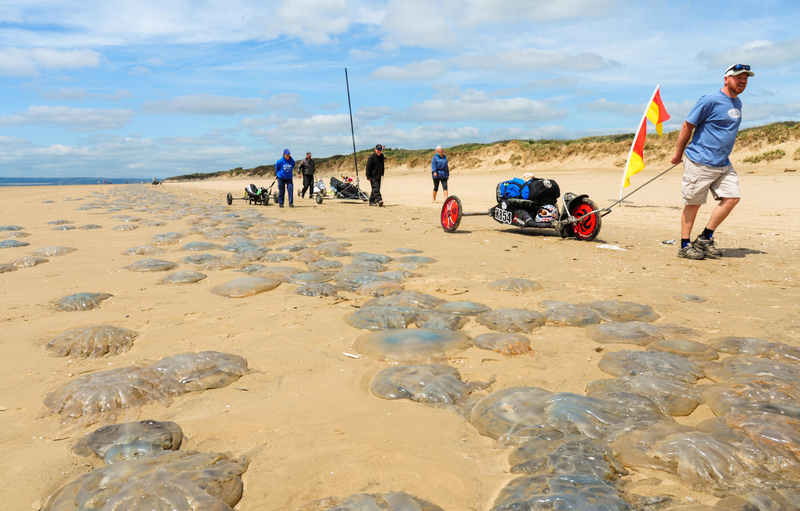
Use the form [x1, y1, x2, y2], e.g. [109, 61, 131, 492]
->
[431, 145, 449, 202]
[275, 149, 296, 208]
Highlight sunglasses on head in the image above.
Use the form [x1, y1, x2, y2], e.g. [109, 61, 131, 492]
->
[728, 64, 750, 72]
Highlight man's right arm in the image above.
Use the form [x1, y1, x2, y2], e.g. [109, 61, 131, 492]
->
[671, 121, 696, 165]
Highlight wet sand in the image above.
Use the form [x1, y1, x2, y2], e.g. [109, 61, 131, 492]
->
[1, 164, 798, 509]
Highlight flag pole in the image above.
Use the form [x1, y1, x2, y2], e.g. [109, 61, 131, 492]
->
[618, 85, 660, 200]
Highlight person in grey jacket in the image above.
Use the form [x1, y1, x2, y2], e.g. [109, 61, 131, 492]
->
[297, 152, 316, 199]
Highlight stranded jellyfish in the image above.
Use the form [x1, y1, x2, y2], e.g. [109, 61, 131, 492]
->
[584, 300, 660, 323]
[211, 276, 281, 297]
[545, 304, 602, 327]
[353, 328, 472, 364]
[159, 271, 207, 284]
[414, 310, 469, 330]
[585, 321, 664, 346]
[436, 301, 491, 315]
[369, 364, 486, 404]
[488, 278, 543, 294]
[42, 450, 250, 511]
[598, 350, 704, 384]
[474, 333, 532, 357]
[476, 308, 545, 333]
[43, 351, 248, 427]
[347, 306, 420, 331]
[362, 290, 446, 310]
[124, 258, 179, 272]
[52, 292, 113, 312]
[72, 420, 183, 464]
[293, 283, 340, 297]
[46, 325, 137, 358]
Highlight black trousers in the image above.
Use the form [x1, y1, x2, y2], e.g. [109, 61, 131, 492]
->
[369, 177, 382, 204]
[301, 174, 314, 196]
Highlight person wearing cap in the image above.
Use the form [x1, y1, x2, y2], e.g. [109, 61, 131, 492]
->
[365, 144, 385, 206]
[275, 149, 296, 208]
[297, 151, 316, 199]
[671, 63, 753, 260]
[431, 145, 449, 202]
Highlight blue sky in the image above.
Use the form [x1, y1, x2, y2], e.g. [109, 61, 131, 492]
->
[1, 0, 799, 178]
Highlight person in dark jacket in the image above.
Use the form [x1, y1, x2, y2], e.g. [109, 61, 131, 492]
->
[365, 144, 385, 206]
[297, 151, 316, 199]
[431, 145, 449, 202]
[275, 149, 296, 208]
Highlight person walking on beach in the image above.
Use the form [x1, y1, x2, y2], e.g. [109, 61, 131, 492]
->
[275, 149, 296, 208]
[431, 145, 449, 202]
[365, 144, 385, 207]
[298, 151, 316, 199]
[671, 63, 753, 260]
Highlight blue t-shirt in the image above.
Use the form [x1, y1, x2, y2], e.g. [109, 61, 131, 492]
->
[684, 90, 742, 167]
[275, 156, 295, 179]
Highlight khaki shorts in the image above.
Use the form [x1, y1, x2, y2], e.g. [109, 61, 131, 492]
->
[681, 157, 740, 205]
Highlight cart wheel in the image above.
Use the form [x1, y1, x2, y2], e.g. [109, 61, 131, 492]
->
[441, 196, 463, 233]
[226, 193, 232, 205]
[263, 195, 269, 205]
[315, 194, 323, 204]
[272, 192, 279, 202]
[359, 191, 369, 202]
[570, 198, 602, 241]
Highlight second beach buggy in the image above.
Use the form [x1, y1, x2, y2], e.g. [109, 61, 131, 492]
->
[440, 176, 606, 241]
[226, 182, 276, 206]
[328, 176, 369, 202]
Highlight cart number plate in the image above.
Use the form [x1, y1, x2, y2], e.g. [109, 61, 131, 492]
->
[494, 208, 513, 224]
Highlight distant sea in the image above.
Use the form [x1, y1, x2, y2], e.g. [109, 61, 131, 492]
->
[0, 177, 151, 186]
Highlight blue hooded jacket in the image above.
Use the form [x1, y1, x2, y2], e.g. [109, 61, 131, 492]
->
[275, 155, 296, 179]
[432, 153, 449, 179]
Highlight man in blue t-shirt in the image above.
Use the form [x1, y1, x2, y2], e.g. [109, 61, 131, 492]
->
[671, 64, 753, 260]
[275, 149, 296, 208]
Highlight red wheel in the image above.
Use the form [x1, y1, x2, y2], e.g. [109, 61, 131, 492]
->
[570, 198, 601, 241]
[441, 196, 462, 232]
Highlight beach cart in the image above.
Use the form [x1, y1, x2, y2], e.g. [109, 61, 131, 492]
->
[440, 177, 607, 241]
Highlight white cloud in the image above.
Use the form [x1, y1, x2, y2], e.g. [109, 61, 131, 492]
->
[741, 101, 800, 123]
[349, 49, 378, 59]
[491, 77, 579, 97]
[0, 47, 102, 77]
[0, 105, 133, 131]
[459, 48, 619, 72]
[454, 0, 617, 25]
[696, 38, 800, 68]
[159, 131, 240, 146]
[142, 94, 267, 115]
[245, 0, 353, 45]
[381, 0, 454, 48]
[35, 87, 132, 101]
[129, 65, 151, 75]
[355, 105, 394, 120]
[399, 89, 566, 123]
[370, 59, 445, 81]
[580, 98, 643, 116]
[0, 134, 258, 178]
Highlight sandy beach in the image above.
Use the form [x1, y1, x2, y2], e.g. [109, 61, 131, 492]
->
[1, 163, 799, 510]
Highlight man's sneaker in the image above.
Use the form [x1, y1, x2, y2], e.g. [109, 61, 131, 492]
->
[692, 236, 722, 257]
[378, 201, 384, 207]
[678, 244, 706, 260]
[289, 203, 295, 208]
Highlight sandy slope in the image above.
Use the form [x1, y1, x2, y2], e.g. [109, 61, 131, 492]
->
[0, 162, 798, 510]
